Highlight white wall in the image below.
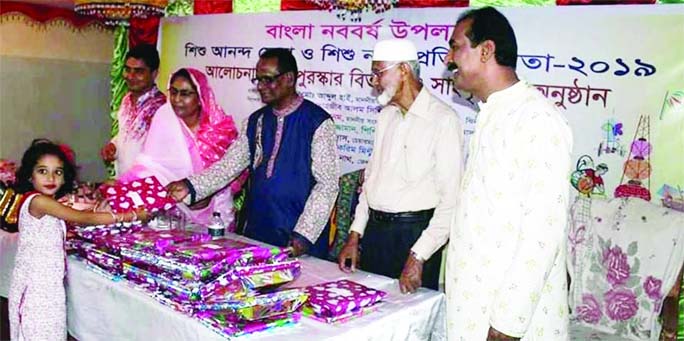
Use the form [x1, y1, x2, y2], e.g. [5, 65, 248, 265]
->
[0, 16, 114, 181]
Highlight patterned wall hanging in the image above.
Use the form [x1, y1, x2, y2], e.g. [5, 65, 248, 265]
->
[74, 0, 168, 26]
[614, 115, 652, 201]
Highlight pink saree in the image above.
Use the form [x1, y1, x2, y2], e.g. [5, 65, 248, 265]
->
[120, 68, 239, 226]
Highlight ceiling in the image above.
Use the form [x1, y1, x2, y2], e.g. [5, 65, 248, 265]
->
[4, 0, 75, 9]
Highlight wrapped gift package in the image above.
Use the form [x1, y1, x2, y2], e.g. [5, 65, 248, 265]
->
[305, 280, 387, 321]
[302, 303, 379, 324]
[122, 259, 301, 302]
[168, 237, 289, 266]
[223, 260, 302, 291]
[195, 311, 301, 339]
[95, 228, 210, 254]
[69, 223, 145, 242]
[194, 288, 308, 321]
[122, 237, 290, 282]
[121, 247, 231, 282]
[66, 238, 87, 255]
[122, 262, 247, 302]
[80, 242, 122, 275]
[99, 176, 176, 214]
[74, 226, 307, 337]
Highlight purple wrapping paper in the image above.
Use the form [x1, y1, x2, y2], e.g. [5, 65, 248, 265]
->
[69, 223, 145, 242]
[168, 237, 289, 265]
[121, 247, 230, 282]
[95, 228, 210, 254]
[81, 242, 122, 275]
[122, 259, 301, 302]
[194, 311, 300, 339]
[202, 260, 301, 299]
[305, 280, 387, 319]
[65, 238, 86, 255]
[121, 237, 290, 282]
[194, 288, 308, 321]
[302, 303, 380, 324]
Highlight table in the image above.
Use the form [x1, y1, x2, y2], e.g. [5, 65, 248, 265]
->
[1, 230, 446, 340]
[0, 230, 18, 297]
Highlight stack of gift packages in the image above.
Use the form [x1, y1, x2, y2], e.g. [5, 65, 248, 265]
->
[66, 176, 388, 338]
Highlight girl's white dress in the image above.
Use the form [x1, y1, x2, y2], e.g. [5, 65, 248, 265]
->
[8, 193, 67, 340]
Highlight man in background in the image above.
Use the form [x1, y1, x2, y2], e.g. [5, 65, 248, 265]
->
[167, 48, 339, 259]
[100, 44, 166, 177]
[338, 39, 463, 294]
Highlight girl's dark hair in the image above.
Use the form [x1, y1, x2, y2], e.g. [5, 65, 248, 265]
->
[14, 138, 77, 199]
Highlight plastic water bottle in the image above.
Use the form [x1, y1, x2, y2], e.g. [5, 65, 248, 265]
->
[208, 212, 225, 238]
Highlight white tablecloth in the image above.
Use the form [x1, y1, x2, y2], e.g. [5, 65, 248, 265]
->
[1, 230, 446, 340]
[0, 230, 18, 298]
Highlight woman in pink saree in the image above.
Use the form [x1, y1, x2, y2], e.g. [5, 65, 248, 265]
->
[120, 68, 240, 226]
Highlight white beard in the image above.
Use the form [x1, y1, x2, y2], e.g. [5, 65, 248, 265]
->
[376, 85, 397, 106]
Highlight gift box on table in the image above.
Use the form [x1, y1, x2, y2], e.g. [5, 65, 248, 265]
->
[198, 260, 301, 300]
[193, 288, 308, 321]
[68, 223, 145, 242]
[121, 237, 290, 282]
[304, 279, 387, 323]
[194, 311, 301, 339]
[122, 258, 302, 303]
[168, 237, 289, 266]
[99, 176, 176, 214]
[122, 262, 246, 302]
[78, 242, 123, 275]
[66, 238, 87, 255]
[94, 228, 210, 254]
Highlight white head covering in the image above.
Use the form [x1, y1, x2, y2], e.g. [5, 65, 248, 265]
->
[372, 39, 418, 62]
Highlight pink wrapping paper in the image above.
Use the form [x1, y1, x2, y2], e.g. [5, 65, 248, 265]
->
[80, 243, 122, 275]
[302, 303, 380, 324]
[168, 237, 289, 264]
[121, 247, 230, 282]
[122, 259, 301, 302]
[69, 223, 145, 242]
[95, 228, 210, 254]
[65, 238, 86, 255]
[194, 288, 308, 321]
[305, 280, 387, 320]
[121, 237, 290, 281]
[194, 311, 301, 339]
[99, 176, 176, 214]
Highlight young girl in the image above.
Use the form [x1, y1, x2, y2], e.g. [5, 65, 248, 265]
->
[8, 139, 147, 341]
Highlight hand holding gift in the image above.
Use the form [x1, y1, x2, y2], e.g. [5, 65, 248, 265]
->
[99, 176, 176, 215]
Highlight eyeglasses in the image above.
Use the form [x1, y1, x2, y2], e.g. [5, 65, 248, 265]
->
[370, 63, 400, 78]
[168, 87, 197, 99]
[251, 72, 286, 86]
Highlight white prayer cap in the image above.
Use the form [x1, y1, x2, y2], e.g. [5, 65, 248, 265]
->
[372, 39, 418, 62]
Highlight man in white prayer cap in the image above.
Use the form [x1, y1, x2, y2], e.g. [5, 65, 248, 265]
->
[338, 38, 464, 294]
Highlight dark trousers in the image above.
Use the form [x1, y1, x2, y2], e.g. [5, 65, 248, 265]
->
[359, 208, 443, 290]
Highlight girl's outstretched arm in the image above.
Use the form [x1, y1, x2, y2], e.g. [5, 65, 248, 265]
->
[28, 194, 147, 225]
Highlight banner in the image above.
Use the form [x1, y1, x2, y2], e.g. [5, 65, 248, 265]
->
[159, 5, 684, 200]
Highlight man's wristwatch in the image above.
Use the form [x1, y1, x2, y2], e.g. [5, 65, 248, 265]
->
[410, 250, 425, 263]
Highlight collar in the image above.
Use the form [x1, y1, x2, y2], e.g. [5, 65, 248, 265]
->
[133, 85, 162, 107]
[273, 94, 304, 117]
[478, 80, 526, 111]
[395, 87, 431, 119]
